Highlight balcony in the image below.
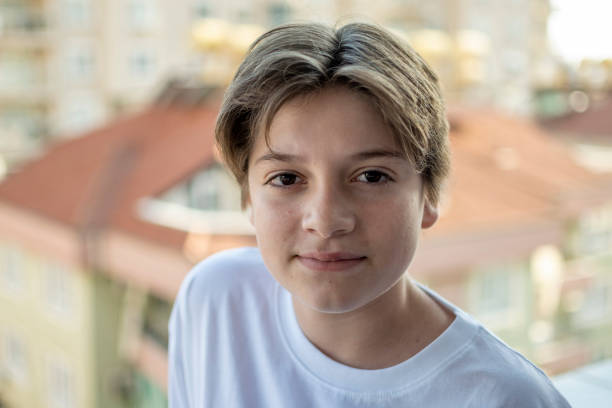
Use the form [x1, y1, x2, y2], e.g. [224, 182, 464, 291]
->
[0, 6, 49, 49]
[0, 86, 49, 106]
[0, 71, 49, 106]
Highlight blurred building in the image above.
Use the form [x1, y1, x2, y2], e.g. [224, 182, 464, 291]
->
[380, 0, 553, 115]
[0, 0, 206, 172]
[2, 81, 612, 406]
[532, 58, 612, 119]
[542, 93, 612, 173]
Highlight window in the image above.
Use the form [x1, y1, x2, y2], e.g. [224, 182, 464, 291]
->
[572, 281, 612, 328]
[575, 205, 612, 255]
[128, 0, 158, 31]
[46, 357, 75, 408]
[0, 245, 24, 294]
[0, 51, 41, 90]
[236, 8, 252, 22]
[267, 3, 291, 26]
[189, 165, 235, 210]
[477, 269, 512, 313]
[160, 164, 241, 211]
[45, 263, 73, 318]
[56, 92, 105, 135]
[192, 0, 215, 18]
[470, 262, 526, 329]
[62, 0, 91, 29]
[143, 295, 172, 348]
[0, 3, 45, 33]
[194, 3, 210, 18]
[0, 108, 45, 144]
[128, 48, 157, 80]
[138, 164, 250, 235]
[2, 333, 28, 385]
[64, 43, 95, 82]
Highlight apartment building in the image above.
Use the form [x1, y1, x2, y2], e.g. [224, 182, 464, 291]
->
[0, 0, 200, 172]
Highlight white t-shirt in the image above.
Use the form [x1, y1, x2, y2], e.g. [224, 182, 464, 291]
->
[169, 247, 570, 407]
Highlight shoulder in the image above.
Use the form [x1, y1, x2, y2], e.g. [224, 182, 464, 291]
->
[464, 327, 571, 407]
[171, 247, 272, 321]
[181, 247, 265, 290]
[191, 246, 265, 276]
[183, 246, 267, 293]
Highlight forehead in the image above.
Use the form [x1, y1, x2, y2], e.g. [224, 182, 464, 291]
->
[254, 87, 401, 156]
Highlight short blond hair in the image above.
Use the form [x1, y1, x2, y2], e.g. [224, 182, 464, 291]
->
[216, 22, 450, 207]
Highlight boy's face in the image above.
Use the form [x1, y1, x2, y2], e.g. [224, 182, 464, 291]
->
[247, 86, 438, 314]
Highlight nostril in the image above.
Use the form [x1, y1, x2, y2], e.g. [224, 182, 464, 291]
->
[301, 209, 356, 238]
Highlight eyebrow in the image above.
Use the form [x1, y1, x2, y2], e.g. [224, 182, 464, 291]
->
[254, 151, 302, 165]
[352, 149, 405, 161]
[253, 149, 406, 165]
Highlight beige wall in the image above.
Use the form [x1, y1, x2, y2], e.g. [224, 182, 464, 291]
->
[0, 241, 95, 408]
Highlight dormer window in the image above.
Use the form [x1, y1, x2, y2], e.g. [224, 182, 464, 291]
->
[138, 163, 252, 235]
[158, 163, 240, 212]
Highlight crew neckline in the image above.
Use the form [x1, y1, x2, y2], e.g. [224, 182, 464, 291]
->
[275, 281, 480, 394]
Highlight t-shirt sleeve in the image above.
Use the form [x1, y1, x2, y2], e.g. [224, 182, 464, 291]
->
[506, 374, 572, 407]
[488, 379, 572, 408]
[468, 362, 572, 407]
[167, 248, 260, 407]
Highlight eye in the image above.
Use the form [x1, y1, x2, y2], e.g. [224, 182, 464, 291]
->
[354, 170, 391, 184]
[267, 172, 303, 187]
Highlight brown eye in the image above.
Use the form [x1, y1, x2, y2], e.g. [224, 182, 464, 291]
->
[356, 170, 390, 184]
[269, 173, 302, 187]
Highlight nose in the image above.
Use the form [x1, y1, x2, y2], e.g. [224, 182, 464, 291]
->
[301, 183, 356, 239]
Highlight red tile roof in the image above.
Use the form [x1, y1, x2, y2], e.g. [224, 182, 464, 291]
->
[432, 107, 610, 236]
[0, 106, 220, 249]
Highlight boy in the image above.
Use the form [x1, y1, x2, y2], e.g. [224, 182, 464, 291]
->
[169, 22, 570, 407]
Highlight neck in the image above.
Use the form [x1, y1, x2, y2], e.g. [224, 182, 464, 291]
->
[292, 278, 454, 369]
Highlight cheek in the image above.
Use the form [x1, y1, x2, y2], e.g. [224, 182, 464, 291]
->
[367, 193, 421, 229]
[251, 197, 303, 280]
[252, 194, 300, 243]
[365, 196, 422, 258]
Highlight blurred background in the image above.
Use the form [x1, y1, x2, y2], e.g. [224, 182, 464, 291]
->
[1, 0, 612, 407]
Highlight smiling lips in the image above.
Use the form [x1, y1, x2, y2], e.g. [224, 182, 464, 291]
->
[297, 252, 367, 272]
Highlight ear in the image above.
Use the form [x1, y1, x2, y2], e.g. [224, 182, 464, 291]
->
[421, 199, 439, 229]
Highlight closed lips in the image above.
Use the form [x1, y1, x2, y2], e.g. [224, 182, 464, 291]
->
[299, 252, 365, 261]
[297, 253, 366, 271]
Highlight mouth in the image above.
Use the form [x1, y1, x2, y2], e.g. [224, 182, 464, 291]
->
[296, 252, 367, 272]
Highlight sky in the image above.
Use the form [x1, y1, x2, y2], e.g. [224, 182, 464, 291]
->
[548, 0, 612, 63]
